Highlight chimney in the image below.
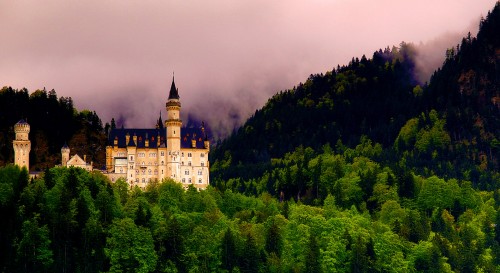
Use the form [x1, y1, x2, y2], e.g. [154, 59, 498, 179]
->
[191, 139, 196, 148]
[84, 155, 87, 162]
[125, 133, 130, 145]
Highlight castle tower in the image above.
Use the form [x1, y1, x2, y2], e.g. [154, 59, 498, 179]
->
[13, 119, 31, 170]
[165, 75, 182, 179]
[61, 143, 70, 167]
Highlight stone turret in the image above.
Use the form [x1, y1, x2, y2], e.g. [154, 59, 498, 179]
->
[61, 143, 70, 167]
[13, 119, 31, 170]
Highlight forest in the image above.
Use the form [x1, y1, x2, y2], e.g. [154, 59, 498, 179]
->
[0, 86, 106, 170]
[1, 163, 500, 273]
[0, 2, 499, 272]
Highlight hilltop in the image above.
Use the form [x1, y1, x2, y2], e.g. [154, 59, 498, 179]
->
[210, 3, 500, 194]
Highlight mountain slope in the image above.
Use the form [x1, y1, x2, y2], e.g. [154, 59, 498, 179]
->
[211, 2, 500, 189]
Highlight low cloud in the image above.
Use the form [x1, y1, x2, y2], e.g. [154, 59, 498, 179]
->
[0, 0, 496, 139]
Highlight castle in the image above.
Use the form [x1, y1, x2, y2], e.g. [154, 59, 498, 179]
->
[12, 77, 210, 190]
[104, 77, 210, 190]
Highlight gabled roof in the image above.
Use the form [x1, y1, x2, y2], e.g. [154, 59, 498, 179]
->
[67, 154, 88, 166]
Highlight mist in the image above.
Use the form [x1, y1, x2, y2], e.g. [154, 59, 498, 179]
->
[0, 0, 497, 140]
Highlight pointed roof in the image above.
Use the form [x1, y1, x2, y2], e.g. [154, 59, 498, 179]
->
[168, 75, 180, 100]
[61, 142, 70, 150]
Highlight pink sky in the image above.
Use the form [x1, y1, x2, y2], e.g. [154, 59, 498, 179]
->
[0, 0, 498, 138]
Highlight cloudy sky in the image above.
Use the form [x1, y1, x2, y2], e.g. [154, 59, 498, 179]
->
[1, 0, 497, 139]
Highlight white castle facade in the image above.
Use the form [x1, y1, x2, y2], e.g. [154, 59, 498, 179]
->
[12, 77, 209, 190]
[104, 77, 210, 190]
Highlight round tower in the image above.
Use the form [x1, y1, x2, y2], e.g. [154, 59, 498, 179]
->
[13, 119, 31, 170]
[61, 143, 70, 167]
[165, 75, 182, 179]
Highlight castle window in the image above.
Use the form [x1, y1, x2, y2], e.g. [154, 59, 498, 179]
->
[149, 153, 156, 157]
[198, 178, 202, 184]
[188, 153, 192, 157]
[136, 170, 139, 174]
[154, 169, 158, 175]
[201, 153, 205, 158]
[130, 174, 133, 178]
[130, 165, 134, 169]
[138, 153, 145, 158]
[188, 161, 191, 166]
[189, 178, 192, 183]
[161, 170, 163, 174]
[182, 178, 186, 183]
[201, 162, 204, 167]
[185, 170, 189, 175]
[161, 151, 164, 156]
[130, 156, 134, 161]
[198, 170, 202, 175]
[181, 161, 184, 166]
[181, 152, 184, 157]
[135, 178, 139, 183]
[148, 169, 152, 174]
[142, 170, 145, 175]
[161, 161, 164, 165]
[142, 178, 145, 183]
[119, 167, 123, 173]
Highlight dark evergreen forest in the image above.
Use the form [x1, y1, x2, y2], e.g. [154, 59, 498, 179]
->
[0, 87, 106, 170]
[0, 2, 499, 273]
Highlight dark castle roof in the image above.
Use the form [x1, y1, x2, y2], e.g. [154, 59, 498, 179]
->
[168, 77, 180, 100]
[108, 127, 207, 149]
[16, 119, 28, 125]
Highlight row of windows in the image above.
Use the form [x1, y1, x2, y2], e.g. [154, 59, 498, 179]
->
[181, 178, 204, 184]
[128, 161, 205, 167]
[180, 161, 205, 167]
[135, 153, 157, 158]
[122, 151, 206, 160]
[184, 170, 204, 175]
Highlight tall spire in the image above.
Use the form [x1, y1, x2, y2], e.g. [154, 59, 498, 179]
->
[168, 72, 180, 100]
[157, 111, 164, 130]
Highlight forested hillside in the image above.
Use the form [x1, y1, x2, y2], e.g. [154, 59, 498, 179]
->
[0, 87, 106, 170]
[211, 2, 500, 193]
[1, 164, 500, 272]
